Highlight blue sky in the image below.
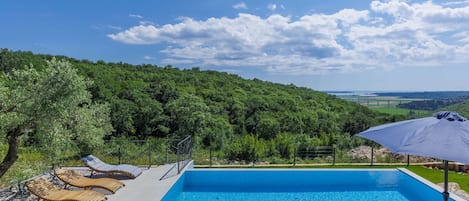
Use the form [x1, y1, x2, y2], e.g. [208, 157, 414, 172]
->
[2, 0, 469, 91]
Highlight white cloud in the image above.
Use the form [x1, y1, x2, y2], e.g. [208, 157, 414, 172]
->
[144, 56, 156, 60]
[109, 0, 469, 74]
[443, 0, 469, 6]
[233, 2, 248, 10]
[92, 25, 122, 30]
[129, 14, 143, 19]
[107, 25, 122, 30]
[268, 4, 277, 11]
[454, 32, 469, 42]
[108, 25, 160, 44]
[139, 21, 155, 26]
[371, 0, 413, 19]
[332, 9, 369, 25]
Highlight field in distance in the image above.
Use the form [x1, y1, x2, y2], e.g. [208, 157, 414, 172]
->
[324, 91, 469, 116]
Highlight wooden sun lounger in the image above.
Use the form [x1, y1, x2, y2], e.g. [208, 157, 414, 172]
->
[26, 178, 107, 201]
[81, 155, 144, 179]
[55, 168, 125, 193]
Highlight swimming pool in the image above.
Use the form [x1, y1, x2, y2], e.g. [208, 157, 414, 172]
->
[162, 168, 462, 201]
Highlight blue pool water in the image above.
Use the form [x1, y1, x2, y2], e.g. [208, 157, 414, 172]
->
[162, 169, 454, 201]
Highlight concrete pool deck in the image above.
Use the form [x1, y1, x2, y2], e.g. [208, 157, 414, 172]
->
[105, 163, 185, 201]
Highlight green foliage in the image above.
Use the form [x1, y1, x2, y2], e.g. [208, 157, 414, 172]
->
[224, 135, 267, 162]
[165, 94, 212, 137]
[0, 49, 400, 164]
[399, 98, 469, 111]
[0, 58, 113, 176]
[377, 91, 469, 100]
[0, 147, 48, 188]
[199, 116, 232, 150]
[271, 133, 295, 159]
[371, 108, 413, 115]
[440, 100, 469, 118]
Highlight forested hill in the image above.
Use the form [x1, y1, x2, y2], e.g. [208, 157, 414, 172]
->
[0, 49, 400, 149]
[397, 96, 469, 111]
[377, 91, 469, 99]
[441, 100, 469, 118]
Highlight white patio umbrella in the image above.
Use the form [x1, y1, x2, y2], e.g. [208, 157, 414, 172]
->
[356, 111, 469, 201]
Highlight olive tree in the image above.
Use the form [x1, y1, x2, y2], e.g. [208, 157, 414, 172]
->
[0, 58, 112, 178]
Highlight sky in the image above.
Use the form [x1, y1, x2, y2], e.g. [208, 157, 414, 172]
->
[1, 0, 469, 91]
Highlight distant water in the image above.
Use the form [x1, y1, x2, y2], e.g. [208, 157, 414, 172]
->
[324, 91, 378, 97]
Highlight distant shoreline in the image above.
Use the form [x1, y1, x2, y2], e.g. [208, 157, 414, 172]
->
[324, 91, 469, 99]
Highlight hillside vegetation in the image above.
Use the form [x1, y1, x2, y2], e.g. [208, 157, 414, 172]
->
[397, 96, 469, 111]
[377, 91, 469, 100]
[441, 100, 469, 118]
[0, 49, 403, 167]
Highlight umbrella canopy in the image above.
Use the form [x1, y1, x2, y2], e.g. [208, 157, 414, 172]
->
[356, 111, 469, 164]
[356, 111, 469, 201]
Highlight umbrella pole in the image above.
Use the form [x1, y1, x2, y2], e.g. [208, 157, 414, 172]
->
[443, 160, 449, 201]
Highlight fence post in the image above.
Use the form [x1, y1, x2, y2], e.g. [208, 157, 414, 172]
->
[252, 146, 256, 167]
[293, 148, 297, 166]
[165, 145, 169, 164]
[209, 148, 212, 167]
[148, 143, 152, 168]
[118, 146, 122, 165]
[332, 146, 336, 166]
[177, 143, 180, 174]
[190, 137, 193, 159]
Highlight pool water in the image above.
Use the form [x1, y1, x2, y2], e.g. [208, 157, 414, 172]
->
[162, 169, 454, 201]
[173, 190, 408, 201]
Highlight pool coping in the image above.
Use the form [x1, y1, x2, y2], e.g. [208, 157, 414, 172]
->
[398, 168, 466, 201]
[188, 168, 398, 171]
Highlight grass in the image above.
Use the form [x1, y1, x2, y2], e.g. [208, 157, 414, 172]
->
[407, 166, 469, 193]
[0, 148, 49, 189]
[371, 108, 412, 115]
[370, 108, 430, 116]
[341, 94, 431, 117]
[339, 95, 426, 108]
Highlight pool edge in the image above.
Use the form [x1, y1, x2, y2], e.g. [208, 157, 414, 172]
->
[398, 168, 466, 201]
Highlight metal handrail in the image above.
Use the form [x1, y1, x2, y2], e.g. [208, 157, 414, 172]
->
[159, 135, 193, 180]
[177, 135, 193, 174]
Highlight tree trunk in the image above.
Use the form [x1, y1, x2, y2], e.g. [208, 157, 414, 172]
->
[0, 128, 21, 178]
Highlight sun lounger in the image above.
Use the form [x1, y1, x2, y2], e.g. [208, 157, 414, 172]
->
[81, 155, 144, 179]
[55, 168, 125, 193]
[26, 177, 107, 201]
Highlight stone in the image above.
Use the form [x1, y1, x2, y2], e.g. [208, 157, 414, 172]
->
[437, 182, 469, 201]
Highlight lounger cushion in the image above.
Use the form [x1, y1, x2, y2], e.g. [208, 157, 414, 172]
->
[82, 155, 144, 178]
